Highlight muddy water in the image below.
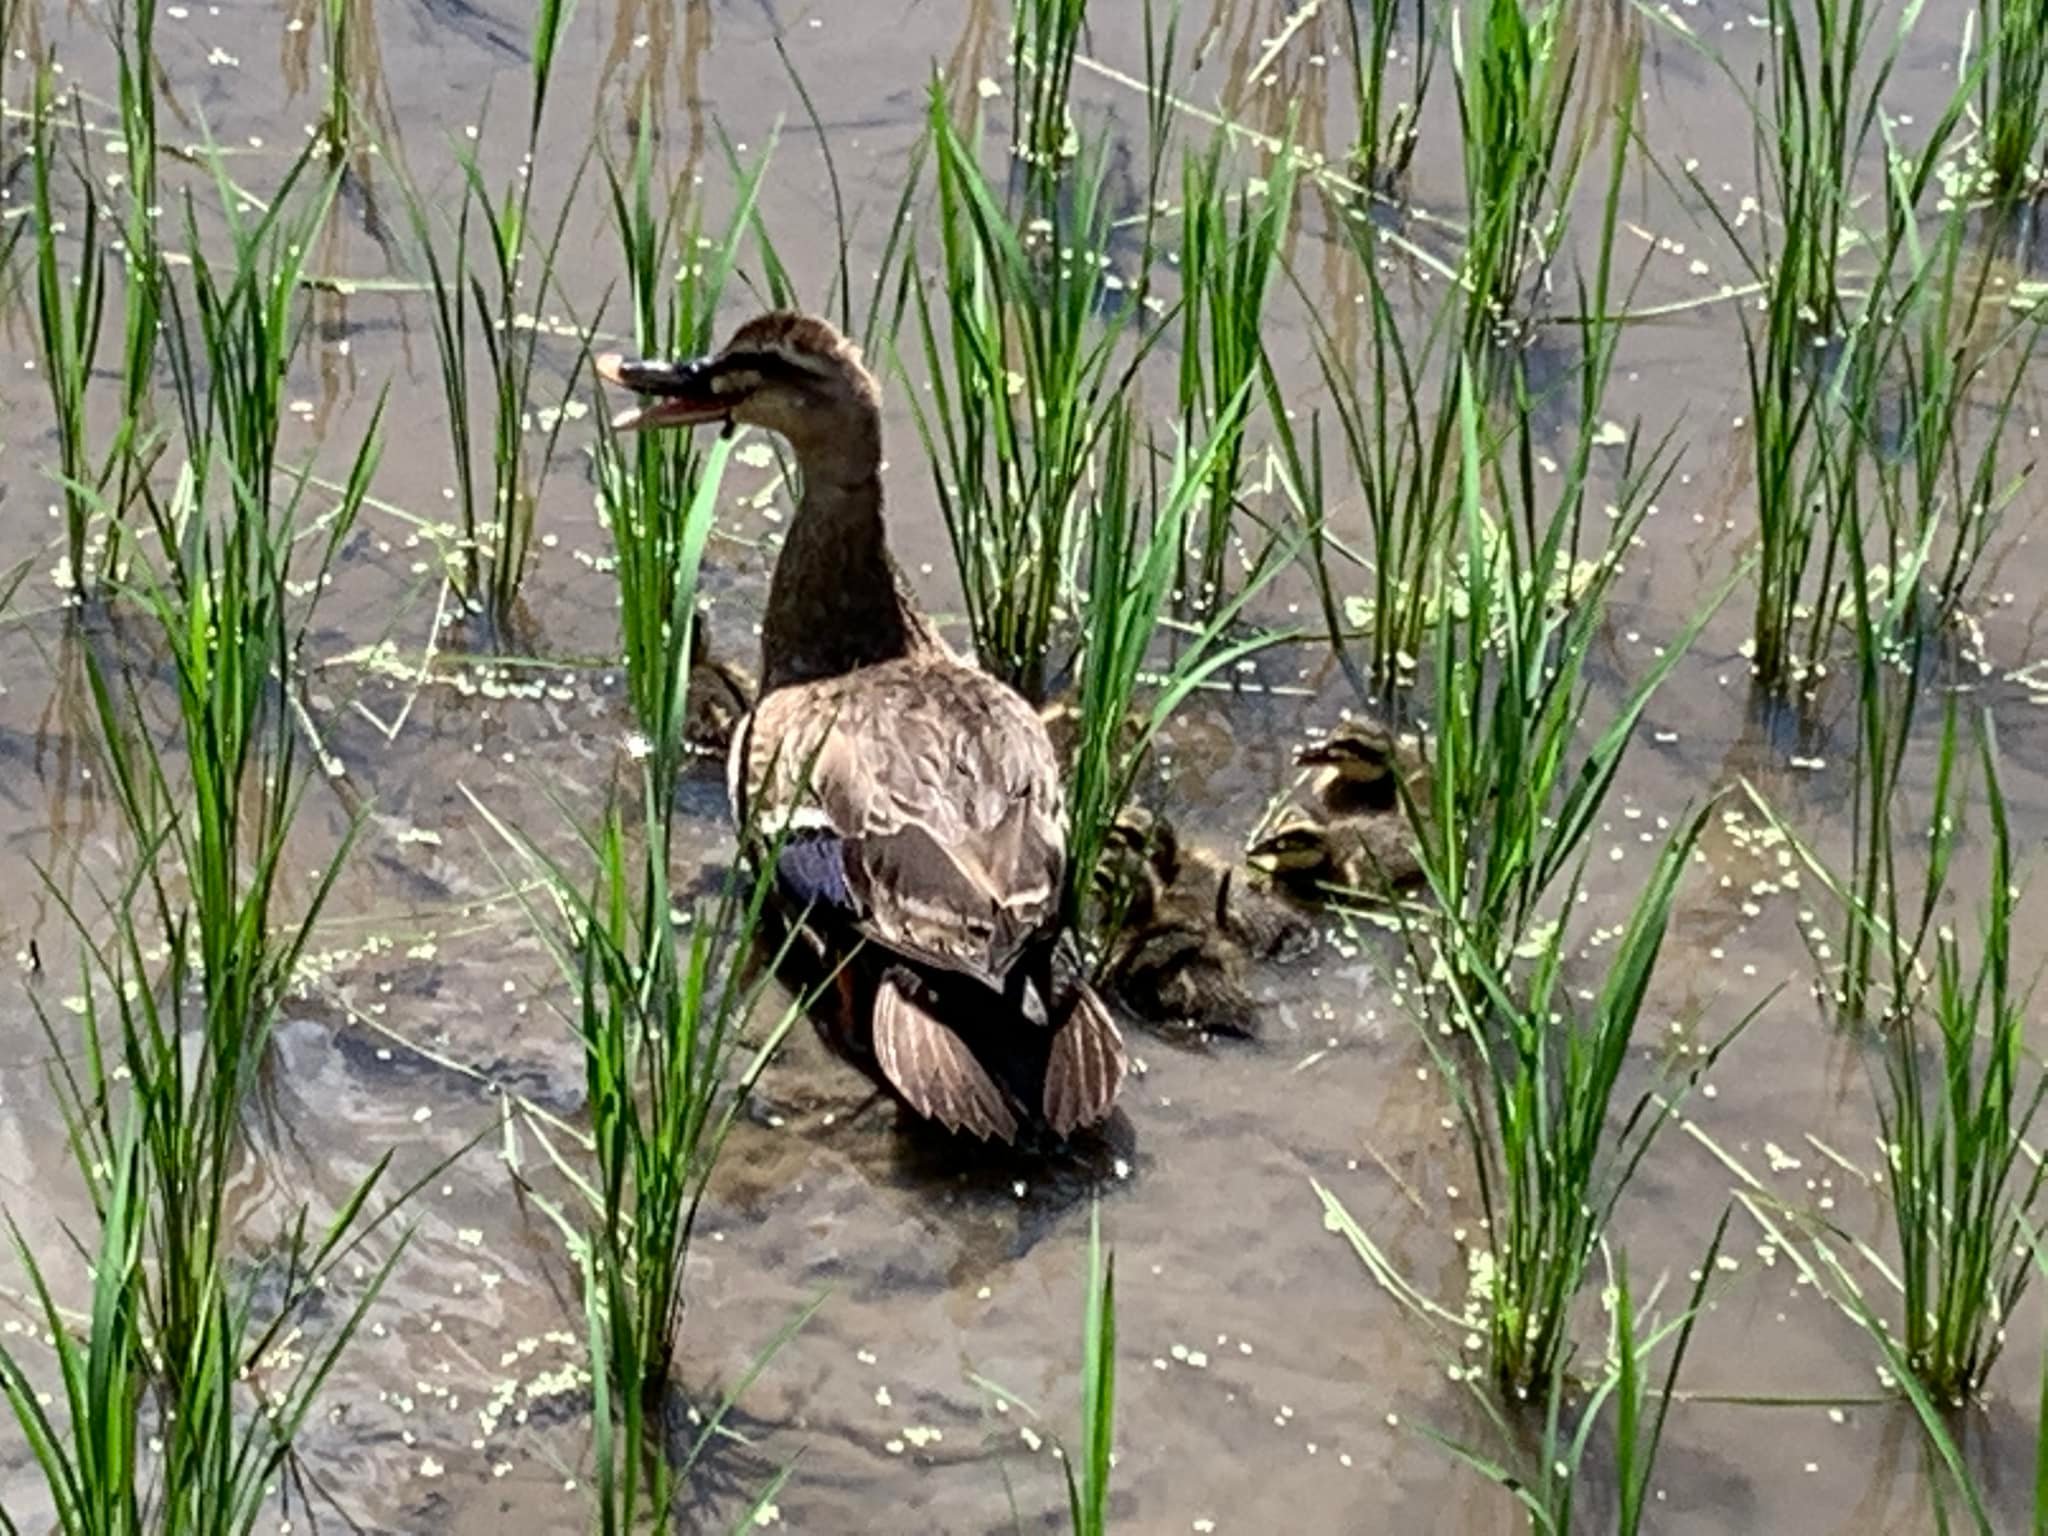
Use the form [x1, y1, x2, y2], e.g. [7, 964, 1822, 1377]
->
[3, 0, 2047, 1531]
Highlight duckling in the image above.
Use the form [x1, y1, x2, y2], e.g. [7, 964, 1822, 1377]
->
[1246, 805, 1426, 901]
[1295, 719, 1430, 815]
[685, 618, 753, 752]
[1037, 696, 1146, 775]
[1102, 806, 1310, 961]
[1095, 807, 1259, 1037]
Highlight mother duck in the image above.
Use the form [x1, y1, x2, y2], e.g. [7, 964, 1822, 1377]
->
[597, 312, 1126, 1143]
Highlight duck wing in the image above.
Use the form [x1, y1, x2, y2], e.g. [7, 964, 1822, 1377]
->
[732, 657, 1066, 989]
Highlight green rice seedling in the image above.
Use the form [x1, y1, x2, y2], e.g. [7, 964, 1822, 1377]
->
[1876, 716, 2045, 1405]
[317, 0, 354, 160]
[967, 1207, 1116, 1534]
[1424, 1214, 1729, 1532]
[1010, 0, 1085, 195]
[76, 144, 384, 1387]
[1451, 0, 1589, 347]
[1440, 808, 1737, 1398]
[1317, 809, 1750, 1401]
[476, 787, 823, 1527]
[29, 68, 110, 602]
[569, 798, 811, 1418]
[402, 0, 585, 635]
[476, 752, 819, 1431]
[1176, 135, 1295, 602]
[1976, 0, 2048, 199]
[1064, 1206, 1115, 1536]
[1062, 391, 1276, 924]
[84, 0, 170, 575]
[1415, 100, 1717, 988]
[1276, 207, 1464, 697]
[0, 1117, 148, 1536]
[1343, 0, 1435, 195]
[1860, 194, 2039, 643]
[159, 150, 345, 541]
[1737, 120, 1993, 693]
[596, 124, 771, 808]
[82, 450, 380, 1395]
[910, 83, 1161, 701]
[585, 1245, 808, 1536]
[20, 852, 410, 1534]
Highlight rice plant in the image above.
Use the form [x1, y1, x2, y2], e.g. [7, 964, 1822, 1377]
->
[29, 67, 110, 602]
[910, 82, 1160, 701]
[1344, 0, 1435, 195]
[1176, 135, 1295, 602]
[1858, 195, 2039, 643]
[1011, 0, 1085, 194]
[316, 0, 354, 160]
[472, 773, 822, 1530]
[1876, 715, 2045, 1405]
[17, 917, 407, 1535]
[585, 1244, 806, 1536]
[1976, 0, 2048, 199]
[1449, 809, 1739, 1397]
[1320, 800, 1748, 1401]
[1062, 392, 1275, 923]
[0, 1116, 148, 1536]
[1736, 115, 1987, 694]
[1451, 0, 1589, 346]
[1064, 1207, 1116, 1536]
[1415, 95, 1716, 986]
[74, 144, 384, 1389]
[402, 0, 585, 634]
[566, 802, 811, 1418]
[596, 122, 771, 806]
[1428, 1214, 1729, 1532]
[1275, 207, 1464, 697]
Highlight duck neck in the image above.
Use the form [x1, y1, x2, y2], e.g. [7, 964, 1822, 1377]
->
[760, 422, 927, 691]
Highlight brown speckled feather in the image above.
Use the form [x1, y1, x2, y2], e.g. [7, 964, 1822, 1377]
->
[873, 972, 1019, 1141]
[732, 655, 1066, 988]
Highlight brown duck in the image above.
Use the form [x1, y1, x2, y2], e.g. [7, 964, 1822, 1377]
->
[598, 312, 1126, 1143]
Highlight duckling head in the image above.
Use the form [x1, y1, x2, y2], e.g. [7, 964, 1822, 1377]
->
[597, 311, 879, 461]
[1245, 809, 1339, 884]
[1296, 721, 1398, 785]
[1106, 803, 1181, 883]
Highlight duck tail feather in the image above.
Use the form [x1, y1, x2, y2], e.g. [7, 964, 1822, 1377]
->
[1042, 982, 1127, 1136]
[874, 972, 1019, 1142]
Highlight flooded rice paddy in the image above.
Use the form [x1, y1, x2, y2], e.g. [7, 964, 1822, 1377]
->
[4, 0, 2048, 1531]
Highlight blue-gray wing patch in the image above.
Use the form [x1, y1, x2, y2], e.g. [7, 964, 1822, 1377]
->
[777, 831, 857, 914]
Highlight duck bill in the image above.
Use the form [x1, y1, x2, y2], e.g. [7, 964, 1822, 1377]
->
[595, 352, 730, 431]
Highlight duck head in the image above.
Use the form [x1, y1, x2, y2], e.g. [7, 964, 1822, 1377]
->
[597, 311, 880, 461]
